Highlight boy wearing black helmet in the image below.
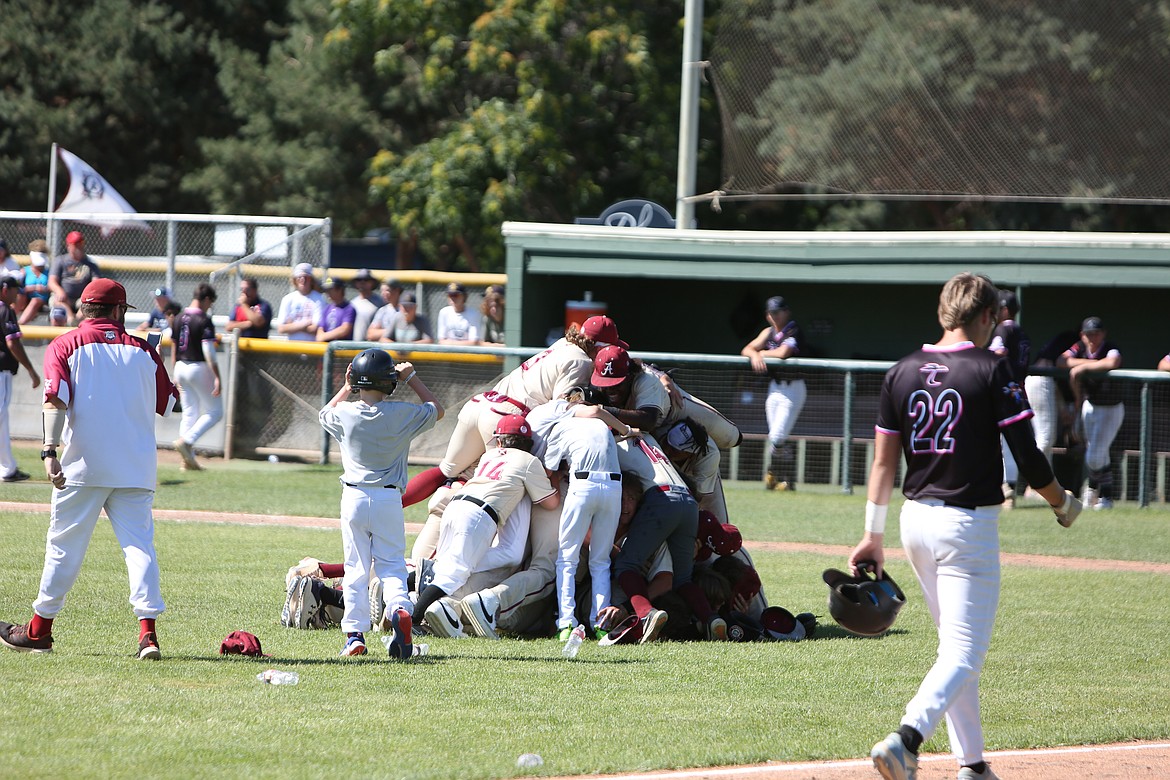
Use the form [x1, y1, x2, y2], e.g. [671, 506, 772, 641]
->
[319, 348, 444, 660]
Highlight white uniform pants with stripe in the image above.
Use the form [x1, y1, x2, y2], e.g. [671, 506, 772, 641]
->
[0, 371, 16, 478]
[556, 475, 621, 630]
[339, 484, 409, 633]
[175, 360, 223, 446]
[766, 378, 807, 447]
[33, 486, 164, 620]
[1081, 400, 1124, 472]
[899, 499, 1001, 768]
[431, 499, 498, 595]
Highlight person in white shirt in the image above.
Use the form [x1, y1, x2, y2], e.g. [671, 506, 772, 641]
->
[274, 263, 324, 341]
[436, 282, 480, 345]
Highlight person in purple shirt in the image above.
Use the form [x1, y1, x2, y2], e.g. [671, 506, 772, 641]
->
[317, 277, 357, 342]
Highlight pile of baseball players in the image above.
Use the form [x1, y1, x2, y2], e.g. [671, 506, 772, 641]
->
[283, 314, 814, 658]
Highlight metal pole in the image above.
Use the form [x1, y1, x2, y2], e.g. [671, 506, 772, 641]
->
[1140, 381, 1151, 507]
[675, 0, 703, 230]
[47, 143, 59, 249]
[166, 219, 178, 295]
[320, 344, 334, 465]
[223, 335, 239, 460]
[842, 370, 854, 494]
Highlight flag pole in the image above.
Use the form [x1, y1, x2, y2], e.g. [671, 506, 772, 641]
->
[47, 143, 59, 250]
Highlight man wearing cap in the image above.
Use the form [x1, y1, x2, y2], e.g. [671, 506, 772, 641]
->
[349, 269, 382, 342]
[316, 277, 356, 342]
[437, 282, 480, 346]
[1, 275, 41, 482]
[18, 240, 52, 325]
[366, 279, 404, 341]
[135, 287, 174, 333]
[378, 291, 433, 344]
[740, 295, 807, 491]
[49, 231, 101, 325]
[172, 283, 223, 472]
[0, 279, 179, 660]
[1058, 317, 1124, 510]
[224, 277, 273, 339]
[274, 263, 324, 341]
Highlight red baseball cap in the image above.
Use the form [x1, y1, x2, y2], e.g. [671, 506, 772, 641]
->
[219, 630, 271, 657]
[80, 278, 134, 307]
[494, 413, 532, 438]
[591, 345, 631, 387]
[697, 510, 743, 557]
[582, 315, 628, 349]
[66, 230, 85, 245]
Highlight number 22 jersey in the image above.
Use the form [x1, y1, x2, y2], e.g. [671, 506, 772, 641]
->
[877, 342, 1033, 508]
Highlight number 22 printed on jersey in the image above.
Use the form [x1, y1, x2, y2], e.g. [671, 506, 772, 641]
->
[907, 388, 963, 454]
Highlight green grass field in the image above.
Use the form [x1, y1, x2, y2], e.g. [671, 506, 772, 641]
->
[2, 446, 1169, 779]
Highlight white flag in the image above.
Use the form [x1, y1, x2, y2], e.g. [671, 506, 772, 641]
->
[55, 147, 149, 236]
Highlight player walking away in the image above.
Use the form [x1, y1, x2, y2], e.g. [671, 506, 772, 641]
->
[527, 386, 635, 640]
[1058, 317, 1123, 510]
[400, 314, 626, 507]
[740, 296, 806, 491]
[412, 415, 560, 635]
[319, 348, 443, 659]
[1, 279, 179, 659]
[987, 290, 1030, 507]
[172, 284, 222, 471]
[849, 273, 1081, 780]
[1, 276, 41, 482]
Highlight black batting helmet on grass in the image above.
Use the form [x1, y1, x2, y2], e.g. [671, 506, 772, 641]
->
[349, 348, 398, 395]
[822, 563, 906, 637]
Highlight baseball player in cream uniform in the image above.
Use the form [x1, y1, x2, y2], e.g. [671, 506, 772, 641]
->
[412, 414, 560, 635]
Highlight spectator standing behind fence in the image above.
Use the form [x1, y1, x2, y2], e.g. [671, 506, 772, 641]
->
[382, 292, 433, 344]
[135, 287, 173, 334]
[366, 279, 404, 341]
[437, 282, 480, 346]
[317, 277, 356, 342]
[224, 277, 272, 339]
[480, 291, 506, 346]
[350, 269, 382, 341]
[18, 242, 52, 325]
[988, 290, 1030, 508]
[740, 296, 807, 491]
[1058, 316, 1123, 510]
[49, 231, 100, 325]
[274, 263, 324, 340]
[172, 284, 223, 472]
[2, 276, 41, 483]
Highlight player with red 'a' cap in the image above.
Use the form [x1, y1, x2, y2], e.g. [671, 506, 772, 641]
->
[1, 279, 179, 660]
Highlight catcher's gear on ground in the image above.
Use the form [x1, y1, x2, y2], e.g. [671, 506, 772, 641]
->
[1054, 489, 1082, 528]
[349, 348, 399, 394]
[823, 563, 906, 637]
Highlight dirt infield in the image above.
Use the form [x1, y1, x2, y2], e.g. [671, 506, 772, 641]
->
[3, 499, 1168, 778]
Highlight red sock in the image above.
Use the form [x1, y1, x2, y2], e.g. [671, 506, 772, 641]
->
[29, 614, 53, 639]
[618, 571, 653, 620]
[320, 563, 345, 578]
[401, 467, 448, 508]
[139, 618, 156, 640]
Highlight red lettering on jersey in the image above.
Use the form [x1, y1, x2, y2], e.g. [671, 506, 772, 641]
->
[477, 459, 506, 480]
[638, 439, 670, 464]
[521, 347, 553, 372]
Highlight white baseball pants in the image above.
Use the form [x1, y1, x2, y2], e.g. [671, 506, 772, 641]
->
[556, 474, 621, 630]
[0, 371, 16, 477]
[766, 378, 807, 447]
[899, 499, 1001, 768]
[1081, 400, 1124, 472]
[1023, 375, 1057, 463]
[339, 484, 409, 633]
[33, 486, 164, 620]
[175, 361, 223, 446]
[431, 499, 499, 595]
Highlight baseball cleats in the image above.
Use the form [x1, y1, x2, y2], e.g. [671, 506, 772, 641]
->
[557, 626, 575, 642]
[871, 732, 918, 780]
[293, 576, 320, 629]
[705, 616, 729, 641]
[598, 615, 642, 646]
[174, 438, 201, 471]
[138, 632, 161, 661]
[1094, 497, 1114, 511]
[638, 608, 669, 644]
[1, 469, 30, 482]
[956, 765, 1000, 780]
[368, 577, 385, 632]
[764, 473, 777, 490]
[387, 608, 413, 660]
[460, 590, 500, 640]
[1081, 486, 1099, 509]
[339, 633, 367, 657]
[424, 597, 465, 639]
[0, 621, 53, 654]
[281, 575, 302, 627]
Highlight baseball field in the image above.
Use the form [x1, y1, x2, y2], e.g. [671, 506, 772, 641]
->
[2, 446, 1169, 779]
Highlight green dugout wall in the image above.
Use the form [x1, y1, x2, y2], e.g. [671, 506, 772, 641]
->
[503, 223, 1170, 366]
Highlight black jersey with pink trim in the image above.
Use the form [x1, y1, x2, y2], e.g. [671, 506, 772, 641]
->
[175, 308, 216, 362]
[877, 342, 1032, 508]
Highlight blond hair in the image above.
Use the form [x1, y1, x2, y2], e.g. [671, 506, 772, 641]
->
[937, 272, 998, 331]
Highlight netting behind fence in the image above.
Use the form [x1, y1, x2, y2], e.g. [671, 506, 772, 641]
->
[710, 0, 1170, 200]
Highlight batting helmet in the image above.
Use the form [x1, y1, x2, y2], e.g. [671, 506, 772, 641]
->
[349, 348, 398, 394]
[822, 564, 906, 637]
